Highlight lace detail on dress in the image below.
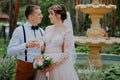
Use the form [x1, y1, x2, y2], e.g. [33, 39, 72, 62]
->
[44, 25, 73, 62]
[41, 25, 79, 80]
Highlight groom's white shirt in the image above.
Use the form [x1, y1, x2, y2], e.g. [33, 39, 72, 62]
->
[7, 22, 44, 63]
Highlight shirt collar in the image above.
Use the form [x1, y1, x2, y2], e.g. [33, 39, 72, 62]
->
[24, 22, 40, 31]
[25, 22, 32, 27]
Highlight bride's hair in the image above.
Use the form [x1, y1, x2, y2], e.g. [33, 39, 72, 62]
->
[48, 4, 67, 21]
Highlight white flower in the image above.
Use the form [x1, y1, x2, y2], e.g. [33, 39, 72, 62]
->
[37, 61, 43, 66]
[46, 57, 50, 60]
[33, 55, 53, 70]
[33, 64, 37, 69]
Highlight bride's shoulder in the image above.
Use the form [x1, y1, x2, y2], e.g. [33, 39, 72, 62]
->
[63, 25, 71, 33]
[45, 25, 54, 31]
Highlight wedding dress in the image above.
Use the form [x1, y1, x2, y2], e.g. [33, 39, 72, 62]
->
[41, 25, 79, 80]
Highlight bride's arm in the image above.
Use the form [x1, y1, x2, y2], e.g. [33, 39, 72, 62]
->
[54, 29, 75, 66]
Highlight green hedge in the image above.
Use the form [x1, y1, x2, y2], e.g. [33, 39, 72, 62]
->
[103, 44, 120, 55]
[103, 64, 120, 80]
[0, 56, 16, 80]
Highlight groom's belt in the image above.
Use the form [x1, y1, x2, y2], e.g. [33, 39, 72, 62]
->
[17, 59, 33, 64]
[16, 59, 34, 71]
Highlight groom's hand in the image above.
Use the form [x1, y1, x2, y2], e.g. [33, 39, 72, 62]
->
[33, 40, 41, 48]
[26, 40, 40, 48]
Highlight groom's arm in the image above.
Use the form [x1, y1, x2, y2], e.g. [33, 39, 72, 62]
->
[7, 27, 27, 56]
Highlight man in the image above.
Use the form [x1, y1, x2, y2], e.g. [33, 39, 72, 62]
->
[7, 5, 44, 80]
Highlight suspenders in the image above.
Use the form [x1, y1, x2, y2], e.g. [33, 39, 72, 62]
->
[22, 25, 43, 61]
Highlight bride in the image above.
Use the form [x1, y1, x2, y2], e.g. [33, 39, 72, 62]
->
[35, 4, 79, 80]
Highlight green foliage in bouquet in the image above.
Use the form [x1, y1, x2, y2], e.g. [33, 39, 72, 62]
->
[0, 56, 16, 80]
[43, 57, 53, 68]
[33, 55, 53, 70]
[103, 64, 120, 80]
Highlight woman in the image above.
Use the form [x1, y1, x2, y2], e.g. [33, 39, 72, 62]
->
[35, 4, 79, 80]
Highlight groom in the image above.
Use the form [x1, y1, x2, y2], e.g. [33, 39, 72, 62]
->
[7, 5, 44, 80]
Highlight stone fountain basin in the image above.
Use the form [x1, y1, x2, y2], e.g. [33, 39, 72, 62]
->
[76, 54, 120, 65]
[75, 36, 120, 46]
[76, 4, 116, 14]
[77, 54, 120, 61]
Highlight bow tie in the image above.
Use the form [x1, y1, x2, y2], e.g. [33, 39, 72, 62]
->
[31, 26, 39, 30]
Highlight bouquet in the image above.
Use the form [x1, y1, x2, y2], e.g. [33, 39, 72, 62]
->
[33, 54, 53, 70]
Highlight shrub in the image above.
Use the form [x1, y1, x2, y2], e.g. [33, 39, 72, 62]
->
[75, 45, 89, 53]
[0, 39, 9, 57]
[0, 56, 16, 80]
[103, 64, 120, 80]
[78, 65, 104, 80]
[103, 44, 120, 55]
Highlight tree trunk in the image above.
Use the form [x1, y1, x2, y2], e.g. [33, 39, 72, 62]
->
[90, 0, 92, 3]
[9, 0, 14, 39]
[76, 0, 80, 35]
[35, 0, 39, 5]
[102, 0, 105, 4]
[76, 0, 84, 36]
[9, 0, 20, 39]
[111, 0, 116, 36]
[14, 0, 20, 21]
[63, 0, 67, 3]
[76, 0, 80, 4]
[68, 0, 73, 8]
[102, 0, 107, 31]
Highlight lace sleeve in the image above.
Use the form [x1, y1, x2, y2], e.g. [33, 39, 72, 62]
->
[64, 29, 74, 57]
[58, 29, 75, 64]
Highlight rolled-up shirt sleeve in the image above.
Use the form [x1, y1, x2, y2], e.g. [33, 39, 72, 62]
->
[7, 27, 27, 56]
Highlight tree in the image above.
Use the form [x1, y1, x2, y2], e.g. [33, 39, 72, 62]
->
[111, 0, 116, 36]
[116, 0, 120, 37]
[75, 0, 85, 36]
[102, 0, 108, 31]
[35, 0, 39, 4]
[68, 0, 73, 7]
[116, 0, 120, 27]
[9, 0, 21, 39]
[0, 0, 11, 14]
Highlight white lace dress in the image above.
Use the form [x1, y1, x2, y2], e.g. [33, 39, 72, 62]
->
[41, 25, 79, 80]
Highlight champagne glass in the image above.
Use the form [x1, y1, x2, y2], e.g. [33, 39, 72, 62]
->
[30, 32, 44, 62]
[35, 36, 44, 56]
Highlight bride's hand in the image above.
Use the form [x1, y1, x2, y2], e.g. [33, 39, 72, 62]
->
[41, 63, 57, 73]
[41, 66, 53, 73]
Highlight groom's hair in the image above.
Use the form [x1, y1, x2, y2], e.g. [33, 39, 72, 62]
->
[25, 5, 40, 19]
[48, 4, 67, 21]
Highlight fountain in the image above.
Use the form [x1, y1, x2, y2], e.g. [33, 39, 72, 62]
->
[75, 0, 120, 68]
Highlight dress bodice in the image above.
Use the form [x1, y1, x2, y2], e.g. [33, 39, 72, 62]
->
[44, 26, 65, 54]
